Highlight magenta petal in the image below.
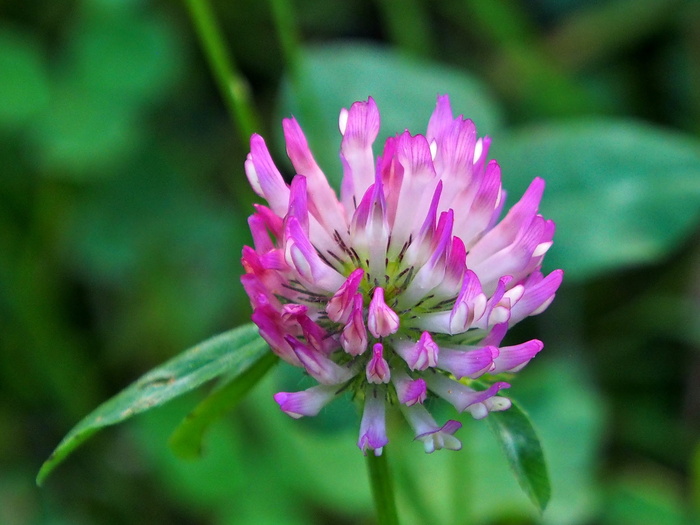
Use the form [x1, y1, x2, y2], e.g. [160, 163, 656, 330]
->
[340, 98, 381, 211]
[448, 270, 487, 333]
[393, 372, 427, 406]
[287, 336, 354, 385]
[366, 343, 391, 384]
[437, 345, 497, 379]
[245, 134, 290, 217]
[468, 177, 545, 268]
[491, 339, 544, 374]
[274, 384, 338, 419]
[340, 294, 369, 356]
[367, 287, 400, 337]
[401, 403, 462, 453]
[481, 322, 508, 347]
[284, 217, 345, 291]
[251, 306, 300, 366]
[426, 372, 510, 413]
[287, 176, 310, 233]
[395, 331, 439, 371]
[327, 268, 365, 323]
[358, 390, 389, 456]
[509, 269, 563, 325]
[426, 94, 454, 142]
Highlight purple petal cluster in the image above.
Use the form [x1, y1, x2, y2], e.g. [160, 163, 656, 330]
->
[242, 95, 563, 454]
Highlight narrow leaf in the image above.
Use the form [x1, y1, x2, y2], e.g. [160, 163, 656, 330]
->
[169, 351, 278, 459]
[37, 323, 268, 485]
[487, 401, 551, 512]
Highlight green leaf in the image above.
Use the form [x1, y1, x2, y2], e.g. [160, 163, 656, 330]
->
[487, 401, 551, 512]
[169, 351, 278, 459]
[0, 25, 49, 127]
[36, 323, 268, 486]
[492, 120, 700, 280]
[279, 42, 503, 188]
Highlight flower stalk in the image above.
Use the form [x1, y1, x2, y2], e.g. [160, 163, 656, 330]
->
[366, 451, 400, 525]
[183, 0, 261, 142]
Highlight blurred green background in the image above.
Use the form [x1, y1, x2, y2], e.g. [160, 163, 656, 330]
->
[2, 0, 700, 523]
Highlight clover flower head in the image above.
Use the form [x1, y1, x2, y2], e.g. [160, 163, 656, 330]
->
[242, 95, 563, 454]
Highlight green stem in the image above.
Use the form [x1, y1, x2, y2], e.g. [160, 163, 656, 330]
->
[267, 0, 318, 126]
[183, 0, 262, 141]
[268, 0, 302, 82]
[374, 0, 435, 58]
[366, 451, 400, 525]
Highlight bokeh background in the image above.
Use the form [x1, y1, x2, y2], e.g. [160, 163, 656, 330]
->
[2, 0, 700, 523]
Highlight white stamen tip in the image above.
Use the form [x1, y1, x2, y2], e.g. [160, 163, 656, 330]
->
[473, 138, 483, 164]
[339, 108, 349, 135]
[430, 139, 438, 160]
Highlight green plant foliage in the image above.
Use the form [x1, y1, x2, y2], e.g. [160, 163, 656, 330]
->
[28, 5, 181, 175]
[492, 120, 700, 280]
[36, 323, 268, 486]
[169, 351, 279, 459]
[487, 402, 551, 512]
[0, 25, 49, 127]
[278, 42, 503, 186]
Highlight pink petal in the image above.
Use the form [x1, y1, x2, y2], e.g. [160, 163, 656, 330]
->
[283, 117, 348, 234]
[326, 268, 365, 323]
[245, 134, 290, 217]
[340, 98, 381, 216]
[491, 339, 544, 374]
[392, 370, 427, 405]
[390, 132, 439, 249]
[287, 336, 354, 385]
[358, 389, 388, 456]
[509, 269, 563, 325]
[283, 217, 345, 292]
[366, 343, 391, 384]
[426, 94, 454, 142]
[437, 345, 497, 379]
[274, 384, 339, 419]
[468, 177, 545, 267]
[400, 403, 462, 453]
[340, 293, 369, 356]
[395, 331, 439, 371]
[367, 287, 400, 337]
[426, 372, 510, 413]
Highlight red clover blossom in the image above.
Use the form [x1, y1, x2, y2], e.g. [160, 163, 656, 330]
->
[241, 95, 563, 455]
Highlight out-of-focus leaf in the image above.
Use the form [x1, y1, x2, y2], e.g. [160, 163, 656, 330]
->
[31, 86, 142, 175]
[242, 370, 373, 516]
[279, 42, 503, 187]
[492, 120, 700, 280]
[30, 7, 181, 175]
[36, 323, 268, 486]
[517, 358, 605, 525]
[487, 401, 550, 512]
[692, 440, 700, 522]
[603, 472, 686, 525]
[0, 26, 49, 126]
[130, 395, 308, 524]
[66, 10, 181, 105]
[169, 352, 278, 459]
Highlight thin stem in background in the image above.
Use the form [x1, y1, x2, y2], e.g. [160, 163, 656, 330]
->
[183, 0, 262, 142]
[366, 452, 400, 525]
[374, 0, 435, 58]
[268, 0, 302, 83]
[266, 0, 320, 129]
